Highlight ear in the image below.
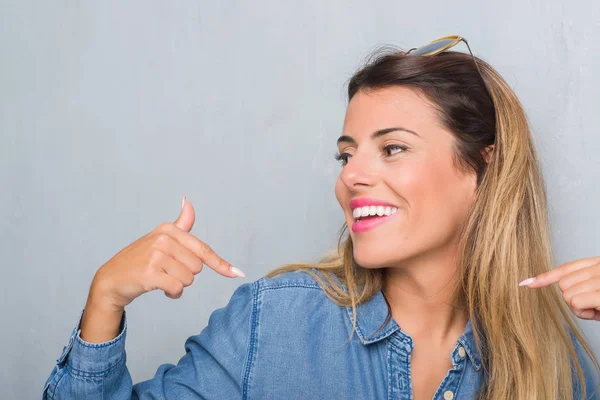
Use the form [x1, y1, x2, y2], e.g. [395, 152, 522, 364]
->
[482, 144, 495, 163]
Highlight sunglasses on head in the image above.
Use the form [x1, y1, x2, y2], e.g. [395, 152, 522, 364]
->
[405, 35, 491, 97]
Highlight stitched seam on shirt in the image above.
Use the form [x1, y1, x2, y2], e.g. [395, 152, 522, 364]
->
[258, 283, 322, 293]
[386, 340, 393, 400]
[458, 337, 481, 371]
[345, 306, 367, 343]
[406, 342, 413, 400]
[388, 337, 411, 354]
[66, 355, 124, 378]
[362, 324, 400, 344]
[453, 362, 468, 397]
[46, 366, 67, 399]
[75, 335, 124, 349]
[242, 281, 260, 400]
[74, 316, 127, 349]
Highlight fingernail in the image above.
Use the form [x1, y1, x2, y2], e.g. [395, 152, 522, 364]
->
[230, 266, 246, 278]
[519, 277, 536, 287]
[181, 195, 186, 210]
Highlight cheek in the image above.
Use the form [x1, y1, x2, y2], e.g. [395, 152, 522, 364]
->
[334, 177, 345, 206]
[391, 158, 473, 222]
[388, 161, 442, 208]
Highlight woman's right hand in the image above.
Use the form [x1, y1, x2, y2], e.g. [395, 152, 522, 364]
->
[79, 196, 245, 343]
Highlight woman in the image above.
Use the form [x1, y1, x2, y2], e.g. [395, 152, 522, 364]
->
[43, 36, 600, 399]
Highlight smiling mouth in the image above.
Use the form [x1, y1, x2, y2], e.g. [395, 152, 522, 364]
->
[352, 205, 398, 222]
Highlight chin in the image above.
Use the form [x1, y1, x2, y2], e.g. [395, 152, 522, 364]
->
[352, 238, 419, 270]
[352, 248, 392, 270]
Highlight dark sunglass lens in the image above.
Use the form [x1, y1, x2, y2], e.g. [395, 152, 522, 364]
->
[410, 38, 455, 55]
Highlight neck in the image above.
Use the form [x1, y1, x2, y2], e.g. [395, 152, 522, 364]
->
[382, 244, 467, 344]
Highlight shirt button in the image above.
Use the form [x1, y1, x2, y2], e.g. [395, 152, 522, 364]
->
[443, 390, 454, 400]
[458, 346, 466, 358]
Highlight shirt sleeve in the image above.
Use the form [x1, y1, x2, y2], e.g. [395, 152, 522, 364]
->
[571, 330, 600, 400]
[42, 281, 257, 400]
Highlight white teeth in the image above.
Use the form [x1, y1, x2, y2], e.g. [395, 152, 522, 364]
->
[352, 205, 398, 220]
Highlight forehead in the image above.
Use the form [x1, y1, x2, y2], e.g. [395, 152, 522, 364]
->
[343, 86, 442, 136]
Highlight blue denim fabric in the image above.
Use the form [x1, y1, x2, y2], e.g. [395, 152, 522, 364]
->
[43, 269, 597, 399]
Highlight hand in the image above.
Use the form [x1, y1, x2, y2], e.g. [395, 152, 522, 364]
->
[519, 256, 600, 321]
[89, 196, 245, 311]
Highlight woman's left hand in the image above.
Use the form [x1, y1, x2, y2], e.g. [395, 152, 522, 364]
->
[520, 256, 600, 321]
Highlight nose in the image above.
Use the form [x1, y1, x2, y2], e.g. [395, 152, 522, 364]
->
[339, 150, 378, 191]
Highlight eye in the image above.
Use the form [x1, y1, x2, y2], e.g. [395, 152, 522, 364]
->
[384, 144, 407, 157]
[334, 145, 407, 167]
[334, 151, 351, 166]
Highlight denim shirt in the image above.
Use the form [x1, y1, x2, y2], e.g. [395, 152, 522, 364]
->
[43, 269, 597, 399]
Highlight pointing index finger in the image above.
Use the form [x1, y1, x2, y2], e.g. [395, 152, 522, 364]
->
[160, 223, 246, 279]
[523, 256, 600, 288]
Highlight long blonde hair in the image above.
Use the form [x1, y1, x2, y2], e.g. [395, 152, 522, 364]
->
[266, 48, 599, 399]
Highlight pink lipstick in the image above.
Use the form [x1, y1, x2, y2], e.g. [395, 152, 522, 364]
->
[350, 197, 398, 233]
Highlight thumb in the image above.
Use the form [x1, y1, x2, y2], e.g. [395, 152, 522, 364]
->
[174, 196, 195, 232]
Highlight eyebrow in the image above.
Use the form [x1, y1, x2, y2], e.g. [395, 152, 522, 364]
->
[336, 127, 420, 145]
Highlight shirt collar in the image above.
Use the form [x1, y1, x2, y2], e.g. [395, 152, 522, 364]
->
[345, 289, 483, 371]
